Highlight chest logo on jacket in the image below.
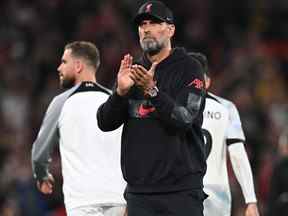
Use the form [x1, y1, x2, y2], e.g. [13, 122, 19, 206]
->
[138, 104, 155, 117]
[129, 99, 156, 118]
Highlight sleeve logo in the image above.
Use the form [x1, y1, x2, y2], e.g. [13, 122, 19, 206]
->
[187, 78, 204, 89]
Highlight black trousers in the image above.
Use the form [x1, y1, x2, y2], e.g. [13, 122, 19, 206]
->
[125, 190, 207, 216]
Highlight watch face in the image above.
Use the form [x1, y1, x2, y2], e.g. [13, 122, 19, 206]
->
[148, 86, 158, 97]
[150, 89, 157, 97]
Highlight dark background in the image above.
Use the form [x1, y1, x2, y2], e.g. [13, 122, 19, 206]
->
[0, 0, 287, 215]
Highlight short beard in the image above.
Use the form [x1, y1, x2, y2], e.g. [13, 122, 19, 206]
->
[140, 38, 164, 56]
[60, 77, 75, 89]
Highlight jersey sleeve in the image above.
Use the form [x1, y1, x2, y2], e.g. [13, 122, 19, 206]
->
[31, 96, 64, 181]
[228, 143, 257, 203]
[226, 100, 257, 203]
[225, 101, 245, 144]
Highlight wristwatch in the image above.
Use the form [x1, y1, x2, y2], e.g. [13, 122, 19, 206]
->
[146, 86, 159, 98]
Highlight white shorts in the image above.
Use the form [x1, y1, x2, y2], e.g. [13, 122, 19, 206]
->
[203, 196, 231, 216]
[68, 204, 126, 216]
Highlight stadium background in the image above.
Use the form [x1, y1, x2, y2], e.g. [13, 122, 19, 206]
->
[0, 0, 287, 215]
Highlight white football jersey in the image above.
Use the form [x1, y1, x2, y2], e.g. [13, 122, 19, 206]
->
[32, 82, 126, 211]
[202, 93, 246, 216]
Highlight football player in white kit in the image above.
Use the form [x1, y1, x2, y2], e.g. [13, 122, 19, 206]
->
[31, 41, 126, 216]
[189, 53, 260, 216]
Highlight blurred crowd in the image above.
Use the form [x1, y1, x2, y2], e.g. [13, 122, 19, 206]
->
[0, 0, 287, 215]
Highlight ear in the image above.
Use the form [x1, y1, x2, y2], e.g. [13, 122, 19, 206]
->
[74, 59, 83, 74]
[167, 24, 175, 37]
[205, 76, 211, 89]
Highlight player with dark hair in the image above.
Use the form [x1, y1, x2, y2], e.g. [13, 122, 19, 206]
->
[189, 52, 260, 216]
[31, 41, 126, 216]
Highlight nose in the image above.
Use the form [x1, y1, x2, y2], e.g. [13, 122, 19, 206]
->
[57, 64, 61, 72]
[142, 24, 151, 33]
[139, 22, 151, 33]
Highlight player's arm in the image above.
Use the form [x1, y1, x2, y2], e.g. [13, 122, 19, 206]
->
[228, 143, 260, 216]
[226, 102, 259, 215]
[31, 97, 61, 194]
[123, 207, 128, 216]
[132, 58, 206, 131]
[228, 144, 259, 209]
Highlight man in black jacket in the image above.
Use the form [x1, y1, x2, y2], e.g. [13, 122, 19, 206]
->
[97, 1, 207, 216]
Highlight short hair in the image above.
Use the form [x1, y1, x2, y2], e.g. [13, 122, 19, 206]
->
[188, 52, 209, 77]
[65, 41, 100, 72]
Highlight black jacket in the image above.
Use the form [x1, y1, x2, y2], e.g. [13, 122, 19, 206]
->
[97, 47, 206, 193]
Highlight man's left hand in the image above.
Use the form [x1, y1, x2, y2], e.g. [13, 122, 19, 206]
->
[131, 62, 158, 93]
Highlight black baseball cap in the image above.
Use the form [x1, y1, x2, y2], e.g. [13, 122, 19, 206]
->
[134, 1, 174, 26]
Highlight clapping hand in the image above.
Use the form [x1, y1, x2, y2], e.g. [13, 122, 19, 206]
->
[116, 54, 134, 96]
[131, 62, 158, 94]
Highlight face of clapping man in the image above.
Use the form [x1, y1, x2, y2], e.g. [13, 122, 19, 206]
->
[57, 49, 78, 89]
[138, 19, 174, 55]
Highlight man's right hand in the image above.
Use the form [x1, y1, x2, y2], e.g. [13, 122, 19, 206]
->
[245, 203, 260, 216]
[116, 54, 135, 96]
[37, 173, 55, 194]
